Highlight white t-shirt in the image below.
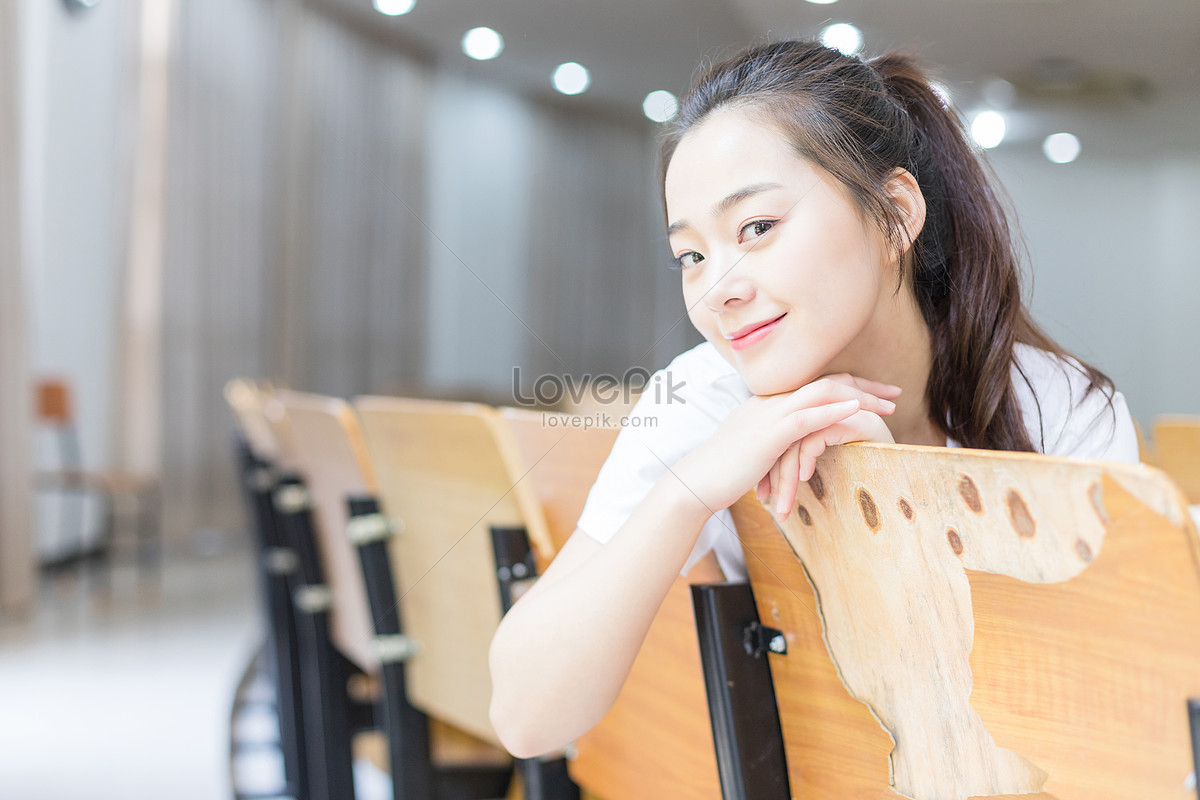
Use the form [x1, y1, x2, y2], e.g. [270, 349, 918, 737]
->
[576, 341, 1139, 581]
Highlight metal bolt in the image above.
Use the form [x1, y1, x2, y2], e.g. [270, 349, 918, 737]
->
[497, 566, 511, 582]
[512, 562, 528, 578]
[768, 634, 787, 654]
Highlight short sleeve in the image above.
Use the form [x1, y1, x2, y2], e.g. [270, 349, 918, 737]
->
[574, 343, 751, 578]
[1013, 344, 1139, 464]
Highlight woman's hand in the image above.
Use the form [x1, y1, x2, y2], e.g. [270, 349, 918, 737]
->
[757, 374, 900, 519]
[671, 375, 899, 515]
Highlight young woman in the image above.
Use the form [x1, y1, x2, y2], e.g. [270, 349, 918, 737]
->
[488, 39, 1137, 758]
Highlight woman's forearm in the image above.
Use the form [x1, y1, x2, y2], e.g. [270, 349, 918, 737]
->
[488, 468, 715, 757]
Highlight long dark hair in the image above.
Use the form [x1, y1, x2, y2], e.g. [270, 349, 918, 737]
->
[658, 39, 1112, 452]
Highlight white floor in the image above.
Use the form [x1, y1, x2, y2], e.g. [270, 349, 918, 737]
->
[0, 549, 262, 800]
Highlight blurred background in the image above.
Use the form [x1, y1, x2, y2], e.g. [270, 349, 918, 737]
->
[0, 0, 1197, 796]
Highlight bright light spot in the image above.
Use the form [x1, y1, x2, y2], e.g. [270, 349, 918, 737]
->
[553, 62, 591, 95]
[982, 78, 1017, 109]
[462, 27, 504, 61]
[1043, 132, 1081, 163]
[642, 90, 678, 123]
[930, 81, 953, 109]
[970, 110, 1006, 149]
[820, 23, 863, 56]
[373, 0, 415, 16]
[806, 0, 839, 4]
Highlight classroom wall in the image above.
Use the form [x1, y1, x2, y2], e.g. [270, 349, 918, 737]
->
[22, 0, 131, 558]
[991, 148, 1200, 427]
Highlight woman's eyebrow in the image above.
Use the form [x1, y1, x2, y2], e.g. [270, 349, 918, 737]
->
[667, 181, 784, 237]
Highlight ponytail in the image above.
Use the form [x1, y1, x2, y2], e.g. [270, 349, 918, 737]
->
[660, 40, 1114, 452]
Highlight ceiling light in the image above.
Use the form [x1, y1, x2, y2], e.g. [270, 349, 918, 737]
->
[462, 27, 504, 61]
[1043, 132, 1081, 163]
[970, 110, 1006, 149]
[982, 78, 1017, 109]
[805, 0, 839, 4]
[642, 90, 678, 123]
[553, 62, 591, 96]
[373, 0, 415, 16]
[820, 23, 863, 56]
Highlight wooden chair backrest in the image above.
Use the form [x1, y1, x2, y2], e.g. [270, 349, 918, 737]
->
[224, 379, 282, 463]
[352, 396, 549, 747]
[1153, 416, 1200, 504]
[729, 442, 1200, 800]
[273, 389, 380, 672]
[499, 406, 725, 799]
[35, 378, 72, 426]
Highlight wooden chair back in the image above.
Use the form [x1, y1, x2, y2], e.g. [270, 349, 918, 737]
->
[1153, 416, 1200, 504]
[499, 407, 725, 799]
[35, 378, 72, 426]
[224, 379, 282, 463]
[352, 397, 549, 748]
[273, 389, 380, 672]
[729, 442, 1200, 800]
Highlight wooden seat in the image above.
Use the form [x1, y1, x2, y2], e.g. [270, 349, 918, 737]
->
[706, 442, 1200, 800]
[498, 407, 724, 800]
[1152, 415, 1200, 504]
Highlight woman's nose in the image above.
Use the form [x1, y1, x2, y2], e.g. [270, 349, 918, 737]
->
[699, 255, 756, 310]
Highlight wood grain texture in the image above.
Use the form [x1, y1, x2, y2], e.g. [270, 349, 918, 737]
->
[1153, 416, 1200, 504]
[274, 389, 380, 671]
[730, 441, 1200, 800]
[353, 397, 540, 747]
[498, 407, 724, 800]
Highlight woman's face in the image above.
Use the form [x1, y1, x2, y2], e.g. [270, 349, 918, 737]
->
[664, 108, 903, 396]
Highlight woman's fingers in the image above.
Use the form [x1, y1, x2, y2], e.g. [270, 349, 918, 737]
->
[820, 373, 903, 400]
[774, 442, 802, 517]
[781, 378, 897, 418]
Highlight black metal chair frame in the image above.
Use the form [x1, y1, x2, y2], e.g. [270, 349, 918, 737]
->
[346, 496, 516, 800]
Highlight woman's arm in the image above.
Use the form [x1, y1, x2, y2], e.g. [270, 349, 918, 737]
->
[489, 380, 895, 757]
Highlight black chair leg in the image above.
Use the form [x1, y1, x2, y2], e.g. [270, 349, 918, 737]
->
[490, 525, 579, 800]
[691, 581, 791, 800]
[275, 475, 356, 800]
[236, 442, 309, 800]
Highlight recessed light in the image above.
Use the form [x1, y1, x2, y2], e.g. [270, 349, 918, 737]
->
[643, 91, 679, 123]
[970, 111, 1006, 149]
[373, 0, 415, 17]
[462, 27, 504, 61]
[553, 62, 591, 96]
[820, 23, 863, 56]
[1043, 132, 1081, 163]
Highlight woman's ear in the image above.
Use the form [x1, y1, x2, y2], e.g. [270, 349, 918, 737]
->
[885, 168, 926, 262]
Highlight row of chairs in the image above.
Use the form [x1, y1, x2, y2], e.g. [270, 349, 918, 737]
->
[225, 377, 1200, 800]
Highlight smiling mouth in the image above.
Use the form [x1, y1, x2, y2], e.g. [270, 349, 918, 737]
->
[728, 314, 786, 352]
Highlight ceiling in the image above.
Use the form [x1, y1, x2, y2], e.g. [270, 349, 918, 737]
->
[322, 0, 1200, 155]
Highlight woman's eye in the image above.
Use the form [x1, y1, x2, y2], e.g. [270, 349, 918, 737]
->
[739, 219, 776, 242]
[671, 251, 705, 271]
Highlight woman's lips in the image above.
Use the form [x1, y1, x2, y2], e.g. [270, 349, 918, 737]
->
[729, 314, 785, 352]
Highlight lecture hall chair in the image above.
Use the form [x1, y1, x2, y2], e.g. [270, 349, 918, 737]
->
[1153, 415, 1200, 505]
[354, 396, 563, 798]
[693, 442, 1200, 800]
[278, 389, 527, 800]
[34, 376, 161, 577]
[497, 407, 725, 800]
[225, 379, 310, 800]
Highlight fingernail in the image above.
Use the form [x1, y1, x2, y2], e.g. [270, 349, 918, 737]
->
[881, 399, 896, 411]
